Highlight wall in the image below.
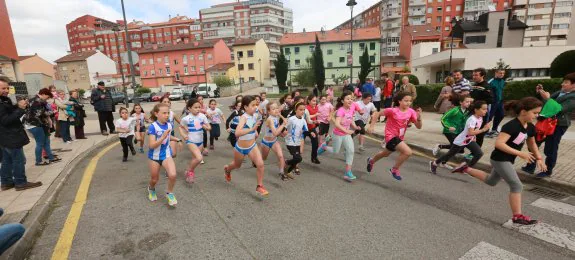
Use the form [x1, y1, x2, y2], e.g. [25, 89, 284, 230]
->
[24, 73, 54, 94]
[19, 55, 55, 78]
[86, 51, 117, 87]
[57, 60, 91, 90]
[233, 40, 270, 83]
[465, 12, 524, 49]
[0, 0, 18, 60]
[0, 60, 23, 81]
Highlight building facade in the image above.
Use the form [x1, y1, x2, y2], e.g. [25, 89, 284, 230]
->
[137, 39, 231, 88]
[206, 62, 238, 83]
[336, 1, 382, 30]
[463, 0, 513, 21]
[452, 10, 527, 49]
[19, 54, 55, 79]
[280, 28, 381, 84]
[513, 0, 575, 47]
[233, 38, 271, 83]
[55, 50, 117, 90]
[23, 73, 54, 94]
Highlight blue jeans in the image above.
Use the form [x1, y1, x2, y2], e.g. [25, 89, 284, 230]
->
[28, 127, 55, 164]
[0, 147, 27, 186]
[59, 120, 72, 142]
[0, 222, 25, 255]
[525, 125, 568, 175]
[489, 102, 505, 132]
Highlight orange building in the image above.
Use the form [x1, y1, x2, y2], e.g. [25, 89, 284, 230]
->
[0, 0, 18, 61]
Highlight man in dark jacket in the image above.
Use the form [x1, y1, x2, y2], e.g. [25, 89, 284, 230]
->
[470, 67, 493, 147]
[486, 69, 506, 138]
[91, 81, 115, 135]
[0, 76, 42, 191]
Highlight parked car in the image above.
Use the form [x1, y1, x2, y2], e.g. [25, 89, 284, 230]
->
[112, 92, 126, 105]
[183, 90, 193, 100]
[136, 93, 152, 102]
[151, 92, 166, 102]
[128, 93, 134, 103]
[196, 83, 220, 98]
[169, 88, 183, 100]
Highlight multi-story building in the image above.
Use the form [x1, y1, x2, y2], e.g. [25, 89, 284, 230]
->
[513, 0, 575, 47]
[335, 1, 382, 30]
[380, 0, 404, 57]
[280, 27, 381, 83]
[206, 62, 238, 83]
[137, 39, 231, 88]
[463, 0, 512, 21]
[19, 54, 55, 78]
[232, 38, 271, 83]
[54, 50, 117, 90]
[452, 10, 528, 48]
[387, 24, 442, 74]
[408, 0, 427, 26]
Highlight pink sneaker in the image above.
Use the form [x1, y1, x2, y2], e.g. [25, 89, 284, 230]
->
[389, 168, 402, 181]
[186, 170, 195, 183]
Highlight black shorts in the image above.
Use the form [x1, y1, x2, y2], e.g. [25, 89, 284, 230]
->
[210, 124, 221, 138]
[385, 137, 403, 152]
[354, 120, 366, 135]
[227, 133, 237, 147]
[318, 123, 330, 135]
[138, 126, 146, 133]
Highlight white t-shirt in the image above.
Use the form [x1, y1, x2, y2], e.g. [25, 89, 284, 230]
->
[373, 87, 382, 102]
[285, 115, 308, 146]
[206, 108, 223, 124]
[259, 99, 269, 115]
[453, 115, 483, 146]
[181, 113, 209, 144]
[353, 101, 376, 124]
[115, 117, 136, 138]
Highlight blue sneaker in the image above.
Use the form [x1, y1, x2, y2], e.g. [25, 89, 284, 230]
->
[389, 168, 402, 181]
[317, 142, 328, 156]
[343, 171, 356, 181]
[535, 172, 550, 178]
[521, 166, 535, 175]
[366, 157, 374, 173]
[166, 193, 177, 206]
[139, 147, 144, 153]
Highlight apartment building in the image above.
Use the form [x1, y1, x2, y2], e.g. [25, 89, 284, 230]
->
[463, 0, 512, 21]
[336, 1, 382, 30]
[232, 38, 271, 83]
[513, 0, 575, 47]
[452, 10, 527, 48]
[54, 50, 117, 90]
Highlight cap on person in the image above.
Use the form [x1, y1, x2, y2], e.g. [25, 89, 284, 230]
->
[97, 81, 105, 86]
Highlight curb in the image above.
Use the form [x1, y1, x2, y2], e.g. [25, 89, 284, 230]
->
[1, 137, 119, 260]
[369, 132, 575, 196]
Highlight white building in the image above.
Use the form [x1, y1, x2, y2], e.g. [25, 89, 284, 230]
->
[55, 50, 117, 90]
[410, 42, 442, 84]
[513, 0, 575, 47]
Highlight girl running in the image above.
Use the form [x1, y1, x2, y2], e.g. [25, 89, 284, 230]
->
[366, 92, 423, 181]
[317, 95, 334, 145]
[429, 100, 491, 174]
[206, 99, 224, 150]
[223, 96, 268, 196]
[260, 102, 287, 179]
[197, 96, 210, 155]
[285, 101, 312, 178]
[115, 107, 137, 162]
[147, 103, 183, 207]
[304, 95, 320, 164]
[179, 98, 211, 184]
[432, 95, 472, 158]
[452, 97, 544, 225]
[160, 97, 182, 159]
[131, 104, 149, 153]
[317, 91, 361, 181]
[226, 100, 242, 147]
[354, 93, 377, 151]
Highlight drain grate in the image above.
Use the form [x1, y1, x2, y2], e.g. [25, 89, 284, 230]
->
[527, 186, 569, 200]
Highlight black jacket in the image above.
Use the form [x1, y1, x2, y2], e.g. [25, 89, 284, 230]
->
[0, 96, 30, 148]
[91, 88, 115, 112]
[471, 81, 494, 104]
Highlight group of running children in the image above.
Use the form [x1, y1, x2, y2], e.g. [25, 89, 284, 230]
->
[113, 86, 547, 226]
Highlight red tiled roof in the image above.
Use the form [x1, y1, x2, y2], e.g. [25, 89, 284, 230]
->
[137, 40, 219, 54]
[206, 62, 235, 72]
[232, 38, 259, 47]
[403, 24, 442, 39]
[280, 27, 381, 45]
[54, 50, 98, 63]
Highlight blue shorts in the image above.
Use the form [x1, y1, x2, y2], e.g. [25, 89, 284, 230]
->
[261, 138, 277, 149]
[234, 142, 257, 155]
[186, 140, 203, 147]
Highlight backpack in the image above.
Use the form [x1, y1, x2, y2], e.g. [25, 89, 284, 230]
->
[535, 117, 557, 142]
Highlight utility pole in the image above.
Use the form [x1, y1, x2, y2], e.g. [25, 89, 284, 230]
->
[121, 0, 136, 108]
[112, 27, 127, 97]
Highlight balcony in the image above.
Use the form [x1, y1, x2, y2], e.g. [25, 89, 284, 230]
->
[551, 29, 569, 35]
[524, 30, 549, 37]
[529, 8, 552, 15]
[549, 39, 567, 46]
[409, 10, 425, 16]
[409, 0, 426, 5]
[514, 0, 527, 5]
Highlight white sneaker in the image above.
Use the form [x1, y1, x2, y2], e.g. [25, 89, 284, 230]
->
[201, 160, 205, 164]
[359, 146, 366, 151]
[432, 144, 440, 156]
[440, 163, 454, 170]
[65, 141, 72, 144]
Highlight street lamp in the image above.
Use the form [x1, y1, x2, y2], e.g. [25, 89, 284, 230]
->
[448, 17, 458, 74]
[112, 26, 127, 98]
[346, 0, 357, 83]
[258, 58, 262, 86]
[120, 0, 136, 108]
[202, 50, 207, 91]
[286, 54, 292, 93]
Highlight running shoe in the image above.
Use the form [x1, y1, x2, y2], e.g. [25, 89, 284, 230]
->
[202, 150, 209, 156]
[440, 163, 454, 170]
[343, 170, 357, 181]
[147, 187, 157, 202]
[512, 214, 538, 225]
[131, 149, 137, 156]
[224, 165, 232, 182]
[284, 171, 295, 179]
[210, 145, 214, 150]
[366, 157, 374, 173]
[432, 144, 440, 156]
[317, 142, 328, 156]
[389, 168, 402, 181]
[166, 193, 177, 206]
[256, 185, 269, 196]
[201, 160, 205, 164]
[186, 170, 195, 184]
[535, 172, 550, 178]
[139, 147, 144, 153]
[325, 134, 332, 144]
[463, 154, 474, 160]
[452, 163, 469, 174]
[429, 161, 438, 174]
[521, 166, 535, 175]
[359, 146, 365, 151]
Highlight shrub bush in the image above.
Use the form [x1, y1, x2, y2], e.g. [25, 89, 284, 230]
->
[136, 88, 151, 94]
[407, 74, 420, 85]
[550, 50, 575, 78]
[413, 84, 443, 108]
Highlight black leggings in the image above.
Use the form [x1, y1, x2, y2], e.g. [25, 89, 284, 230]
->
[304, 128, 319, 160]
[435, 141, 483, 166]
[438, 133, 458, 150]
[120, 135, 135, 159]
[209, 124, 221, 146]
[286, 145, 302, 173]
[203, 130, 208, 148]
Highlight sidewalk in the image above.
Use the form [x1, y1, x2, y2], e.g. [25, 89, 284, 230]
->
[371, 112, 575, 191]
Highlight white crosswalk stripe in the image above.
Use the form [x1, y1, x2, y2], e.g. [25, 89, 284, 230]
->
[531, 198, 575, 218]
[459, 241, 527, 260]
[503, 220, 575, 252]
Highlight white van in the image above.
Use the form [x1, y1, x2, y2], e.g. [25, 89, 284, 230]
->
[169, 88, 183, 100]
[196, 83, 219, 98]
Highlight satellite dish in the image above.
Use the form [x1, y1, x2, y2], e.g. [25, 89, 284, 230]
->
[121, 51, 139, 65]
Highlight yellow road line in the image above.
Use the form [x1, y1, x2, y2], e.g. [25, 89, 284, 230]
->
[51, 142, 118, 260]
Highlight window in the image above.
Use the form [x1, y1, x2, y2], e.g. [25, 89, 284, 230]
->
[340, 44, 345, 50]
[191, 66, 196, 71]
[156, 33, 162, 37]
[370, 42, 376, 50]
[238, 64, 245, 70]
[339, 57, 345, 63]
[285, 47, 291, 54]
[294, 47, 300, 54]
[158, 68, 163, 75]
[294, 59, 301, 66]
[200, 66, 204, 72]
[446, 16, 451, 22]
[369, 56, 375, 63]
[552, 24, 570, 29]
[249, 77, 255, 81]
[184, 66, 188, 74]
[432, 47, 439, 53]
[248, 63, 254, 70]
[190, 54, 194, 60]
[427, 7, 432, 14]
[437, 16, 442, 23]
[326, 49, 333, 55]
[497, 19, 504, 48]
[445, 26, 450, 31]
[327, 62, 333, 68]
[446, 6, 451, 12]
[174, 59, 178, 65]
[207, 54, 213, 60]
[427, 17, 432, 23]
[309, 45, 314, 52]
[166, 67, 171, 75]
[359, 43, 365, 49]
[465, 35, 486, 44]
[144, 71, 148, 76]
[237, 51, 244, 58]
[164, 55, 169, 64]
[142, 59, 146, 65]
[456, 5, 461, 11]
[175, 72, 180, 81]
[183, 54, 187, 64]
[199, 54, 204, 60]
[247, 50, 254, 57]
[157, 57, 162, 63]
[164, 32, 171, 36]
[143, 33, 148, 38]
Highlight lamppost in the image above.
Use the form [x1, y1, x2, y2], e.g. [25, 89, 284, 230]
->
[258, 58, 262, 86]
[112, 26, 127, 97]
[120, 0, 136, 108]
[202, 50, 207, 90]
[373, 52, 377, 79]
[286, 54, 292, 93]
[346, 0, 357, 83]
[448, 18, 458, 74]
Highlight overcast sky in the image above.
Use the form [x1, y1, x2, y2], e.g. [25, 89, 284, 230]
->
[6, 0, 380, 63]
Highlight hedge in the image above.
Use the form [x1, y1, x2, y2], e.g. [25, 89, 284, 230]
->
[413, 78, 563, 108]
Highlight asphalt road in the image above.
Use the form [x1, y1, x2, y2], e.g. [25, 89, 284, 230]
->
[25, 98, 575, 260]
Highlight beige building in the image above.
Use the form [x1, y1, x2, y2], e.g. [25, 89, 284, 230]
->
[19, 53, 55, 78]
[232, 38, 270, 84]
[513, 0, 575, 46]
[452, 10, 528, 49]
[55, 50, 117, 90]
[206, 62, 238, 84]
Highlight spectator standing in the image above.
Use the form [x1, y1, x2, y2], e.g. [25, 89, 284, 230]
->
[399, 76, 417, 101]
[259, 92, 269, 118]
[486, 69, 506, 138]
[91, 81, 115, 135]
[0, 76, 42, 191]
[69, 90, 87, 139]
[452, 69, 472, 95]
[26, 88, 61, 166]
[382, 73, 395, 108]
[326, 85, 335, 103]
[434, 76, 455, 114]
[362, 78, 376, 96]
[523, 73, 575, 178]
[470, 67, 493, 147]
[373, 80, 382, 112]
[48, 86, 60, 138]
[54, 89, 74, 143]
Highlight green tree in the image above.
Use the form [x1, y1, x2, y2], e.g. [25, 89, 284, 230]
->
[274, 49, 289, 92]
[489, 58, 511, 79]
[550, 50, 575, 78]
[213, 76, 234, 88]
[407, 74, 420, 85]
[136, 88, 151, 94]
[334, 74, 348, 85]
[358, 48, 375, 87]
[312, 34, 326, 93]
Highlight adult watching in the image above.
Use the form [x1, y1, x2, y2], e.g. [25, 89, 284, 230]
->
[91, 81, 115, 135]
[26, 88, 61, 166]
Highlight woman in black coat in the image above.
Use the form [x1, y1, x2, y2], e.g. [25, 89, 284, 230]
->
[69, 90, 87, 139]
